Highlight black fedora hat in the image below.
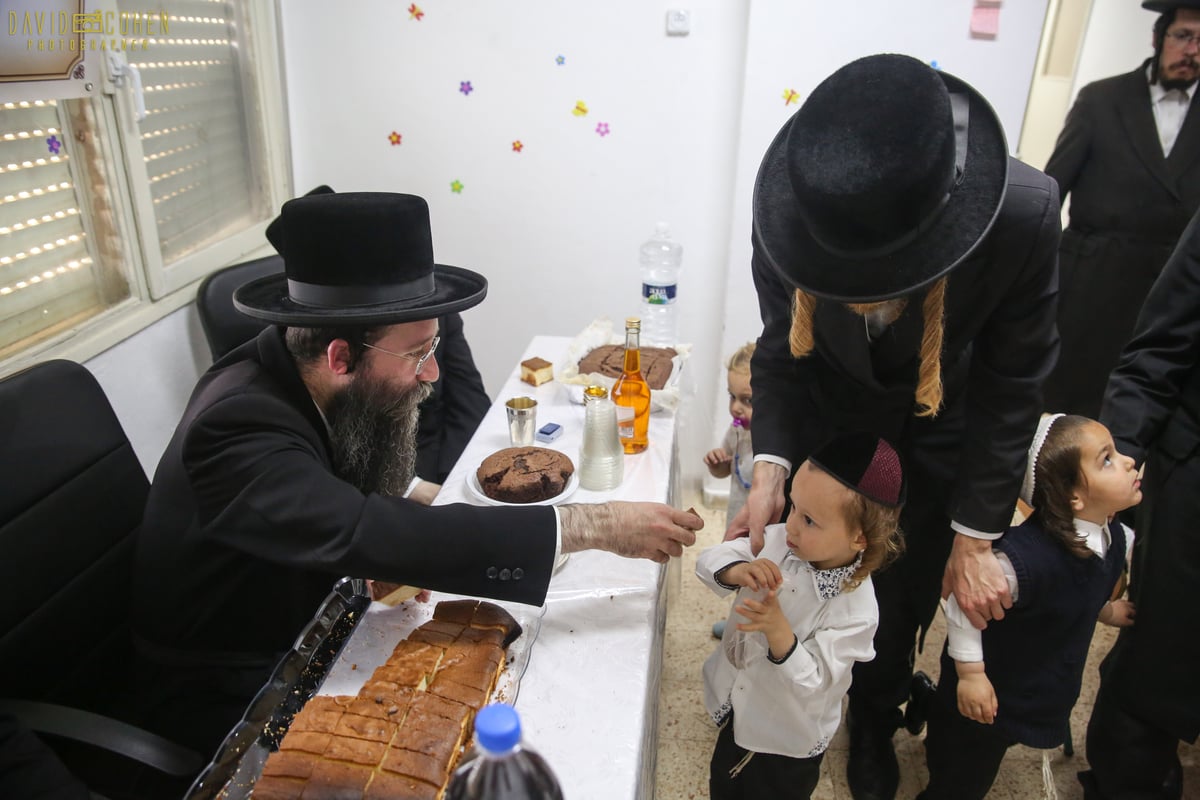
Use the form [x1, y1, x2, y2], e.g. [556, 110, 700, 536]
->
[1143, 0, 1200, 12]
[753, 54, 1009, 302]
[234, 191, 487, 326]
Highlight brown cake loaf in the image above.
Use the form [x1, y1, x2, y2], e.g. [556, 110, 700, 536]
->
[255, 600, 520, 798]
[577, 344, 677, 389]
[476, 447, 575, 504]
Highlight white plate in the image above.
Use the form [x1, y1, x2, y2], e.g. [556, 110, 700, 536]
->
[467, 470, 579, 507]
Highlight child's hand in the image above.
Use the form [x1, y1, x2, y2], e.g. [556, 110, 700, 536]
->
[734, 588, 794, 659]
[955, 663, 998, 724]
[722, 558, 782, 592]
[704, 448, 733, 478]
[1100, 598, 1136, 627]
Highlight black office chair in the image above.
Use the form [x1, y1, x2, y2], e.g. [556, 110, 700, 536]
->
[0, 360, 204, 799]
[195, 255, 281, 361]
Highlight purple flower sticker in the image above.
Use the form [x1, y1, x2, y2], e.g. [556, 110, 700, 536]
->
[46, 135, 61, 155]
[595, 122, 610, 137]
[459, 81, 473, 96]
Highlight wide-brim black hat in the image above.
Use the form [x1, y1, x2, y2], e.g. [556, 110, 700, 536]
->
[234, 190, 487, 326]
[1142, 0, 1200, 12]
[753, 54, 1009, 302]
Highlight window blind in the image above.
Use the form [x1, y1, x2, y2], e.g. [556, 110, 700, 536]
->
[0, 99, 126, 357]
[121, 0, 266, 265]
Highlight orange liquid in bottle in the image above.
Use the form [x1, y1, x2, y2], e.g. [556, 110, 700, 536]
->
[611, 317, 651, 454]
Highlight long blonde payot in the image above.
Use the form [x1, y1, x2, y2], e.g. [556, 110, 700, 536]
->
[788, 277, 947, 418]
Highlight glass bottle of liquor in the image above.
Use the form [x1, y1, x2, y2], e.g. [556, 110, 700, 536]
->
[611, 317, 651, 454]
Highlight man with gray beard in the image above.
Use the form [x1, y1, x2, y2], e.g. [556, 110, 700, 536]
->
[131, 192, 701, 755]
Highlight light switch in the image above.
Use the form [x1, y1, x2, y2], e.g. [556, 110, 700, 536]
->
[666, 9, 690, 36]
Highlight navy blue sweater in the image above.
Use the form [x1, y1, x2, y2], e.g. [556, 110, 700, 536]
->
[938, 518, 1125, 748]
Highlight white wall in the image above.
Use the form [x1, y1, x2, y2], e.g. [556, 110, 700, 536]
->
[280, 0, 750, 493]
[1073, 0, 1158, 100]
[84, 304, 211, 475]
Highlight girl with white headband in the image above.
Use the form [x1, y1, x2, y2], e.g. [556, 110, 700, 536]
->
[914, 414, 1139, 800]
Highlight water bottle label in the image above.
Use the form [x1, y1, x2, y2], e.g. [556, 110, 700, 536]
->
[642, 283, 677, 305]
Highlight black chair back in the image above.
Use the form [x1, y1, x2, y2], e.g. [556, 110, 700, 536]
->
[195, 255, 280, 361]
[0, 360, 202, 797]
[0, 360, 146, 704]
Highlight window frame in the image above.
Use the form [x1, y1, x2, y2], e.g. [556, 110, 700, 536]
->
[0, 0, 291, 379]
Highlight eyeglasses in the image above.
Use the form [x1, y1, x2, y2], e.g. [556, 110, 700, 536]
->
[361, 335, 440, 375]
[1166, 29, 1200, 47]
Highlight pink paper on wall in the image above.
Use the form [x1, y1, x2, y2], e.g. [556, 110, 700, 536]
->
[970, 4, 1000, 39]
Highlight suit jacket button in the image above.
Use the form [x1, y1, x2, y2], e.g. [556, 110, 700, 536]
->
[487, 567, 498, 579]
[512, 568, 524, 580]
[499, 568, 512, 580]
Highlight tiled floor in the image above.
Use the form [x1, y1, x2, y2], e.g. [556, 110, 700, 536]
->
[655, 496, 1200, 800]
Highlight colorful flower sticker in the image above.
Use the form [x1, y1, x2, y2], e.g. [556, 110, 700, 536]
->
[595, 122, 610, 137]
[782, 88, 800, 106]
[46, 135, 61, 154]
[555, 55, 565, 66]
[512, 140, 524, 152]
[459, 81, 473, 96]
[572, 100, 588, 117]
[408, 4, 424, 20]
[388, 131, 402, 146]
[930, 60, 940, 70]
[450, 180, 464, 194]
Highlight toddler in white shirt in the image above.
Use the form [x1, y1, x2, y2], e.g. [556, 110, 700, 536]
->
[697, 432, 906, 799]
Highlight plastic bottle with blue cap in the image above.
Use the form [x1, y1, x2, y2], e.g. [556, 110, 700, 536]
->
[446, 703, 564, 799]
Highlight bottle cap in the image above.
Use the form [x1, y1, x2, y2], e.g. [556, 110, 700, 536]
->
[475, 703, 522, 753]
[584, 385, 608, 400]
[626, 317, 641, 330]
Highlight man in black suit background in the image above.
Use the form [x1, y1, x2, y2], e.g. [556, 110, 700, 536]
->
[734, 55, 1061, 800]
[132, 191, 700, 755]
[1077, 209, 1200, 799]
[1042, 0, 1200, 418]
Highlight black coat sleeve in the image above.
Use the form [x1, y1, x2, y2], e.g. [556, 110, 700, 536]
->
[1043, 82, 1096, 201]
[1102, 210, 1200, 463]
[183, 386, 556, 606]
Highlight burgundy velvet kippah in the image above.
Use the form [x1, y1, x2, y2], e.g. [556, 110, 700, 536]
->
[808, 432, 906, 508]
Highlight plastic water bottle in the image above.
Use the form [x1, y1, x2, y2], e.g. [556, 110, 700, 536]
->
[639, 222, 683, 347]
[446, 704, 564, 800]
[578, 384, 624, 491]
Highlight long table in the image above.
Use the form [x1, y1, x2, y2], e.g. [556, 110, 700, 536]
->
[432, 335, 680, 799]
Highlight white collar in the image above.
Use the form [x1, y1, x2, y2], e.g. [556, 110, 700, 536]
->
[1072, 517, 1110, 559]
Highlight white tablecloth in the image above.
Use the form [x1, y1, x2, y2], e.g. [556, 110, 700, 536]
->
[433, 335, 680, 800]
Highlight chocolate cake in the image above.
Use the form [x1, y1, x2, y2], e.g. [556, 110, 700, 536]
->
[476, 447, 575, 504]
[254, 600, 522, 798]
[577, 344, 677, 389]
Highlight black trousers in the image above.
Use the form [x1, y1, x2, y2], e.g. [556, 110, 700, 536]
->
[848, 448, 957, 720]
[919, 696, 1014, 800]
[709, 717, 824, 800]
[1083, 676, 1183, 799]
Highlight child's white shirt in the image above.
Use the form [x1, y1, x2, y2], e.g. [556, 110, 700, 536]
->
[696, 524, 878, 758]
[944, 518, 1129, 662]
